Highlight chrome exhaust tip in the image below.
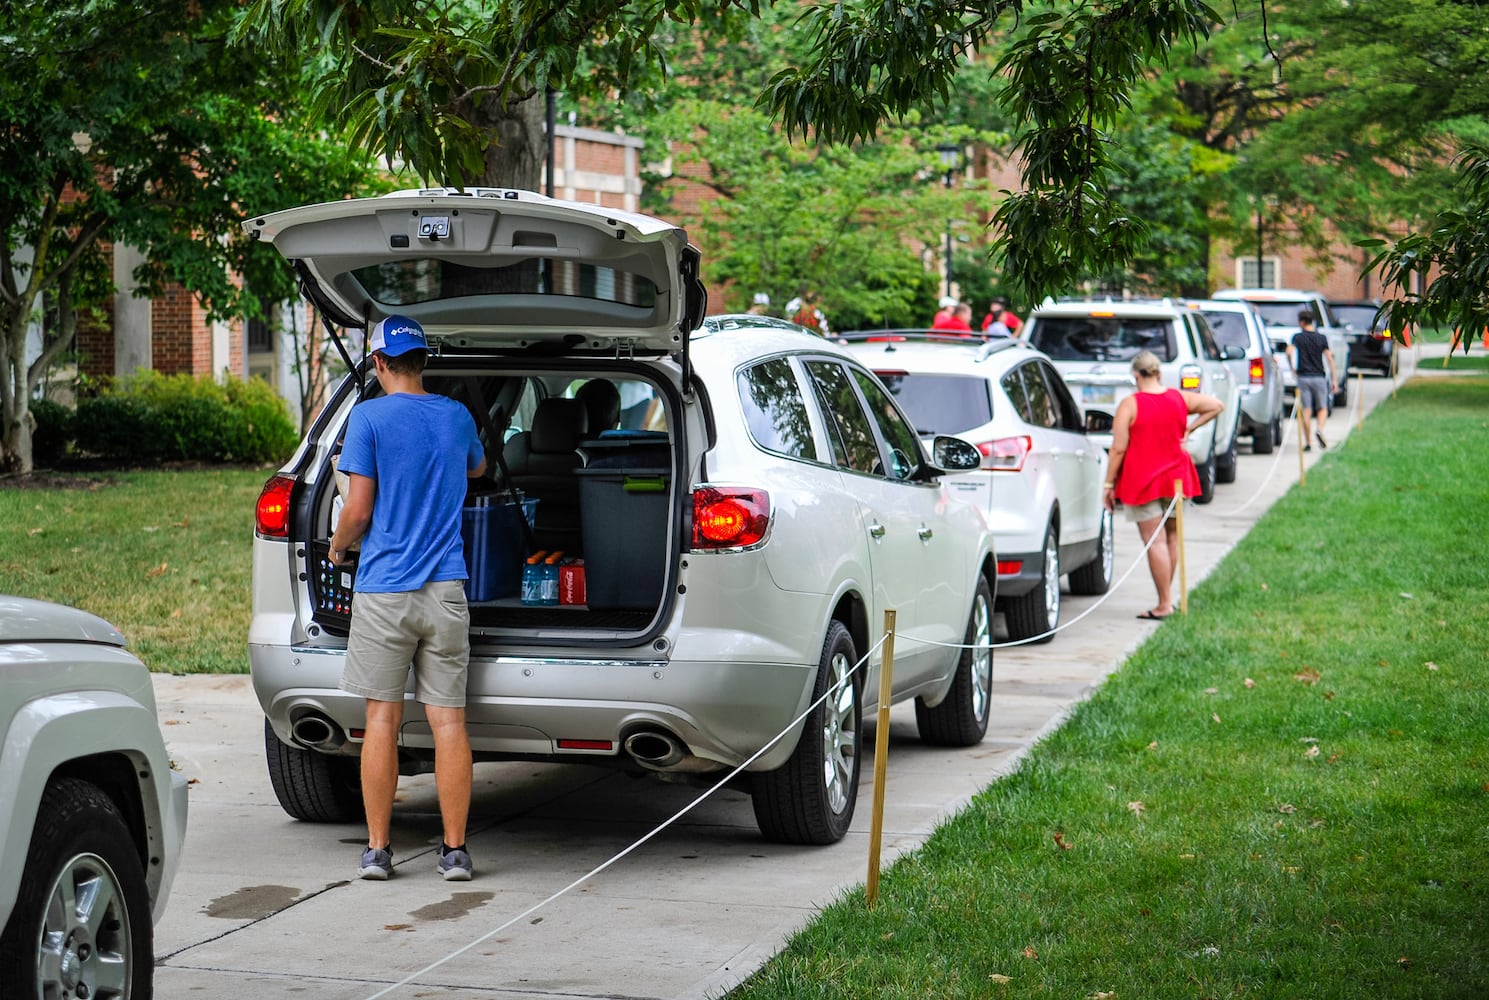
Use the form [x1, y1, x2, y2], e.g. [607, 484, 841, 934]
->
[290, 712, 345, 751]
[623, 730, 687, 769]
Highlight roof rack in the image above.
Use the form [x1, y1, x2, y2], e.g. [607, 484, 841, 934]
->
[837, 329, 1025, 352]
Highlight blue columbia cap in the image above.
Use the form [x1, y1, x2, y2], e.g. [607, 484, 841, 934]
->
[369, 315, 428, 357]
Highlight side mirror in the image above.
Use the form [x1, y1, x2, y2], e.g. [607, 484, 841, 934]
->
[1221, 344, 1246, 361]
[1085, 410, 1113, 434]
[931, 435, 982, 472]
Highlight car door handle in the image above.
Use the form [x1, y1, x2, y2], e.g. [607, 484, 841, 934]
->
[868, 522, 886, 539]
[917, 526, 933, 541]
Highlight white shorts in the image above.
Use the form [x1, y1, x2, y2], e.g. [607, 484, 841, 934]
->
[341, 580, 470, 707]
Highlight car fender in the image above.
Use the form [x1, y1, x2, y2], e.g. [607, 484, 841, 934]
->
[0, 691, 185, 925]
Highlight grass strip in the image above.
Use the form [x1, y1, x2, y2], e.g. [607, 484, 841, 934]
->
[731, 375, 1489, 999]
[0, 466, 265, 673]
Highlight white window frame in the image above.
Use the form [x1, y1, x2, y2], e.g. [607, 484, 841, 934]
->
[1237, 256, 1281, 289]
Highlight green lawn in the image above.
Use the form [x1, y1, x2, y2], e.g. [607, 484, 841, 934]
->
[0, 465, 266, 673]
[732, 375, 1489, 999]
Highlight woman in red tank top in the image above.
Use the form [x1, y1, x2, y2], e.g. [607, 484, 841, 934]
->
[1102, 351, 1223, 620]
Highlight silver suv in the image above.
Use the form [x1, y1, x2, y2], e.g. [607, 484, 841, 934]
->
[1022, 299, 1245, 503]
[0, 596, 189, 997]
[1211, 288, 1350, 407]
[246, 189, 997, 845]
[1184, 299, 1286, 454]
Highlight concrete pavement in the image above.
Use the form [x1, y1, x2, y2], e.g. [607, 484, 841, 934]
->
[148, 347, 1427, 999]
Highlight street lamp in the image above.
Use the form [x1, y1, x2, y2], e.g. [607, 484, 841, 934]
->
[936, 143, 961, 299]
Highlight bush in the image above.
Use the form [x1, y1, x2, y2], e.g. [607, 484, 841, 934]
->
[28, 398, 75, 465]
[74, 371, 297, 465]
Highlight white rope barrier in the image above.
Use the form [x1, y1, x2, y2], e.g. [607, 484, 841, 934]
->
[360, 631, 889, 1000]
[1203, 395, 1302, 518]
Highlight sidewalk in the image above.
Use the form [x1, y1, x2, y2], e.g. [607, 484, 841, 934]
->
[149, 346, 1432, 999]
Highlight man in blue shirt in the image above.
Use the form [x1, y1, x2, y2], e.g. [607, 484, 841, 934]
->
[329, 315, 486, 881]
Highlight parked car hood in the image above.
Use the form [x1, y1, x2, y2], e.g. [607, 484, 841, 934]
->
[0, 596, 127, 646]
[243, 189, 707, 355]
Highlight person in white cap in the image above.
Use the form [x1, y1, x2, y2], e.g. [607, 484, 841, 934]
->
[748, 292, 771, 315]
[329, 314, 487, 883]
[933, 295, 958, 327]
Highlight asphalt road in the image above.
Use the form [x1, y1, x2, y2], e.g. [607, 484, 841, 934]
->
[148, 351, 1422, 999]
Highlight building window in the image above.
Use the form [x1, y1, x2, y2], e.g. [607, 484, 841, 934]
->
[1237, 257, 1281, 289]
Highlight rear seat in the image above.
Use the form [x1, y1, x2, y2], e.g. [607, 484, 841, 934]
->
[503, 397, 588, 554]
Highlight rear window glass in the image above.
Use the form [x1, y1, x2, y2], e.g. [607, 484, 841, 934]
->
[872, 372, 991, 436]
[738, 359, 815, 460]
[1028, 317, 1177, 363]
[1199, 310, 1252, 353]
[349, 258, 658, 309]
[1332, 304, 1388, 333]
[1248, 301, 1313, 328]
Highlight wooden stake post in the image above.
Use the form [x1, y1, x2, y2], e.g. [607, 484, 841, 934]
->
[1174, 479, 1187, 615]
[865, 610, 895, 908]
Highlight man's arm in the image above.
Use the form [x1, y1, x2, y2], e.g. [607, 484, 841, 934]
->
[329, 472, 374, 565]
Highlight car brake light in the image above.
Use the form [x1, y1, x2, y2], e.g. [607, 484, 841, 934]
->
[980, 435, 1031, 472]
[255, 474, 296, 538]
[996, 560, 1023, 576]
[1248, 358, 1265, 384]
[1088, 310, 1116, 317]
[692, 487, 770, 548]
[1180, 365, 1202, 391]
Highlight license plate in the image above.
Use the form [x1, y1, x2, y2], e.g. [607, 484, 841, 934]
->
[1081, 384, 1115, 406]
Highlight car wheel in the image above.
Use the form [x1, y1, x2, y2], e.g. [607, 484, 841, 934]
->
[1215, 425, 1239, 484]
[1273, 415, 1284, 447]
[1194, 439, 1217, 505]
[1068, 506, 1113, 596]
[1004, 521, 1059, 644]
[0, 777, 153, 1000]
[264, 718, 364, 822]
[1252, 414, 1276, 454]
[915, 576, 994, 746]
[751, 621, 861, 845]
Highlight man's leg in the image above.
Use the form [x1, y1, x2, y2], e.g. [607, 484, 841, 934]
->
[1136, 514, 1174, 615]
[362, 698, 405, 850]
[426, 704, 472, 848]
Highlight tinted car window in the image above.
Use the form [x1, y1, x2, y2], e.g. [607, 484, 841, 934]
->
[1191, 314, 1223, 361]
[1001, 368, 1033, 424]
[852, 369, 921, 481]
[873, 372, 992, 435]
[1332, 303, 1387, 334]
[1018, 363, 1060, 429]
[738, 358, 816, 460]
[1249, 301, 1312, 328]
[805, 360, 882, 475]
[1029, 317, 1178, 363]
[1199, 310, 1253, 353]
[1036, 361, 1085, 432]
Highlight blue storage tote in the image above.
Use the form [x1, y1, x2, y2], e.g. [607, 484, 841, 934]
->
[461, 497, 538, 602]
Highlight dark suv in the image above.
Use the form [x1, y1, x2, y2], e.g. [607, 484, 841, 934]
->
[1328, 299, 1398, 376]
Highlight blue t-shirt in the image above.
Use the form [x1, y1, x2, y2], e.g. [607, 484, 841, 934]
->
[337, 393, 484, 593]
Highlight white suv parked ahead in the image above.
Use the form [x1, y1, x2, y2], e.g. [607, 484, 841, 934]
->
[246, 189, 997, 845]
[0, 596, 189, 997]
[843, 334, 1112, 644]
[1211, 288, 1350, 408]
[1023, 298, 1245, 503]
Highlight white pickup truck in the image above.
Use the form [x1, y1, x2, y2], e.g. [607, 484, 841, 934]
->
[0, 596, 189, 996]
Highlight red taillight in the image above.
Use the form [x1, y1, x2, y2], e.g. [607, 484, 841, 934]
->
[1248, 358, 1266, 385]
[692, 487, 770, 548]
[979, 435, 1032, 472]
[255, 474, 296, 538]
[996, 560, 1024, 576]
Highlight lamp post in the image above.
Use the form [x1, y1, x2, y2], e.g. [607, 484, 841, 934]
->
[936, 143, 960, 299]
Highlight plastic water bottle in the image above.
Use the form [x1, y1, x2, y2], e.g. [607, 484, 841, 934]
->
[521, 551, 548, 606]
[541, 551, 564, 605]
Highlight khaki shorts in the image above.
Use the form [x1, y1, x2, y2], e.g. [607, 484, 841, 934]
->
[1122, 498, 1173, 524]
[341, 580, 470, 707]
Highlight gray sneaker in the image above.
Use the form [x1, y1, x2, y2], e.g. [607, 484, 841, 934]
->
[437, 846, 473, 881]
[359, 846, 394, 880]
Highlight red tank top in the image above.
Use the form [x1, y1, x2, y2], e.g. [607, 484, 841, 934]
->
[1115, 389, 1200, 506]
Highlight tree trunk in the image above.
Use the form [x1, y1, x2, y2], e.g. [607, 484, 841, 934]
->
[474, 93, 546, 189]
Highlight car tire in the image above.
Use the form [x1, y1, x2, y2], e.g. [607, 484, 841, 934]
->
[751, 621, 861, 845]
[1273, 415, 1284, 447]
[1252, 415, 1276, 454]
[1194, 439, 1217, 504]
[264, 718, 364, 823]
[0, 777, 154, 1000]
[915, 576, 994, 746]
[1004, 521, 1059, 644]
[1068, 507, 1114, 596]
[1216, 425, 1239, 484]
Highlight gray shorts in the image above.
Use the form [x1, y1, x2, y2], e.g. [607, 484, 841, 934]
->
[341, 579, 470, 707]
[1122, 498, 1173, 524]
[1297, 375, 1331, 413]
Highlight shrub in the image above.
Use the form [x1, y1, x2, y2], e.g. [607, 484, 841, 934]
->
[28, 398, 75, 465]
[74, 371, 297, 465]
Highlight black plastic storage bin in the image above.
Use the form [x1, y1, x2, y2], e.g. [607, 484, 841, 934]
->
[462, 497, 538, 602]
[575, 444, 670, 610]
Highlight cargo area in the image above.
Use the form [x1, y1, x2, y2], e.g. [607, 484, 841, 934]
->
[305, 363, 681, 638]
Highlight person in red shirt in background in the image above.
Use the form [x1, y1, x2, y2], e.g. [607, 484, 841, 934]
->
[981, 296, 1023, 336]
[931, 295, 958, 327]
[932, 302, 975, 334]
